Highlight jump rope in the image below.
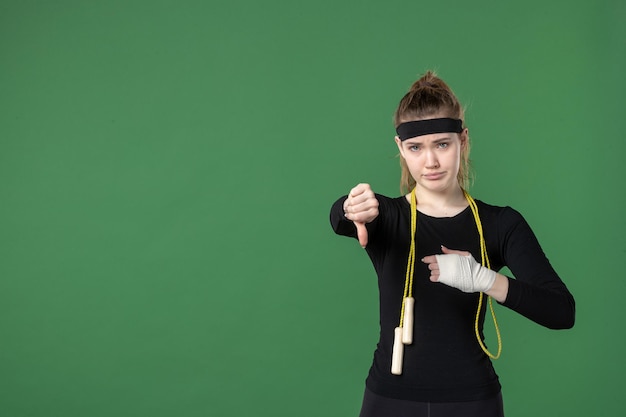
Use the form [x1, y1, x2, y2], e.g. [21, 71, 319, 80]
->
[391, 188, 502, 375]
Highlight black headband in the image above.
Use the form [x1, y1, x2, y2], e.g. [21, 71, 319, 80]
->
[396, 118, 463, 141]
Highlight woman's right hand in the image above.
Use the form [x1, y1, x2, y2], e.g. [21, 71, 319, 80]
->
[343, 183, 379, 248]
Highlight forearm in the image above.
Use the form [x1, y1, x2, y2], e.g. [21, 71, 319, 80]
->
[501, 278, 575, 329]
[485, 273, 509, 303]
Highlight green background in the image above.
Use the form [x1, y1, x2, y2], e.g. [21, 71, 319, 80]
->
[1, 1, 624, 416]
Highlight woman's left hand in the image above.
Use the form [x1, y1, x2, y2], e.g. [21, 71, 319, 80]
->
[422, 246, 509, 302]
[422, 246, 496, 293]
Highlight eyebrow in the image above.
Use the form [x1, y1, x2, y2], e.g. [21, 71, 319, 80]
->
[404, 137, 453, 146]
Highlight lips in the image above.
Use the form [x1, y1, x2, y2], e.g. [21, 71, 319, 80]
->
[423, 172, 446, 180]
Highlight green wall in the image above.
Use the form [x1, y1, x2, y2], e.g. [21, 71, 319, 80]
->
[1, 1, 624, 416]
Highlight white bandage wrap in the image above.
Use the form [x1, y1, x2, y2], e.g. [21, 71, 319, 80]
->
[435, 254, 496, 293]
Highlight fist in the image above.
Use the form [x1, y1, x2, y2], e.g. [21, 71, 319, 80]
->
[343, 183, 379, 248]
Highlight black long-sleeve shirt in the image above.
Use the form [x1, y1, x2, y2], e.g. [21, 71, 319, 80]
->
[330, 194, 575, 402]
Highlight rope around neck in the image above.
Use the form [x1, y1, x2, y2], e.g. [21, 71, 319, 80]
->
[464, 189, 502, 360]
[392, 188, 502, 375]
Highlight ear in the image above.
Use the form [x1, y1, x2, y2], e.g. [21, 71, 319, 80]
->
[394, 136, 406, 158]
[459, 128, 469, 150]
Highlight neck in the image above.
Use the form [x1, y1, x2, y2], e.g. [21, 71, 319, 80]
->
[410, 185, 468, 217]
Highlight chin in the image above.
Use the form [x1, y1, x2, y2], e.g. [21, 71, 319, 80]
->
[417, 180, 455, 193]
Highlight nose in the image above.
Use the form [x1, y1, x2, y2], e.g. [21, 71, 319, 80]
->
[424, 149, 439, 169]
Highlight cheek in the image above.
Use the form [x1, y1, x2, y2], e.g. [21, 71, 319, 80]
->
[403, 152, 423, 167]
[450, 150, 462, 172]
[447, 145, 462, 162]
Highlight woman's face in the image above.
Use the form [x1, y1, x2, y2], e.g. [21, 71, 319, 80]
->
[395, 129, 467, 194]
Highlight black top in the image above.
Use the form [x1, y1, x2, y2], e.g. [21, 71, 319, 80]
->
[329, 194, 575, 402]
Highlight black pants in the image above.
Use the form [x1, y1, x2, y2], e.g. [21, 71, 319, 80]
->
[358, 388, 505, 417]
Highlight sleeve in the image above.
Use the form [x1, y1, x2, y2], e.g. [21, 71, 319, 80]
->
[329, 195, 356, 238]
[498, 207, 576, 330]
[329, 194, 384, 241]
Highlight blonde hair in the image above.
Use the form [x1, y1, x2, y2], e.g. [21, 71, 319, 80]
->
[394, 71, 471, 194]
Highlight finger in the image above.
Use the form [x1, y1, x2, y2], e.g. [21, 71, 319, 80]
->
[421, 255, 438, 264]
[441, 245, 470, 256]
[355, 222, 368, 248]
[346, 207, 377, 224]
[348, 192, 374, 209]
[349, 183, 369, 198]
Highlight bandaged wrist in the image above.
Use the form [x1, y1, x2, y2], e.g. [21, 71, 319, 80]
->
[435, 254, 496, 293]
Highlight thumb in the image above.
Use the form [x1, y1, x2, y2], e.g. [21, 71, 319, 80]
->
[441, 245, 470, 256]
[355, 222, 368, 248]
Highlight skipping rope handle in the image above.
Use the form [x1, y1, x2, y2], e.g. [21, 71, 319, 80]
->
[391, 327, 404, 375]
[391, 296, 415, 375]
[402, 297, 415, 344]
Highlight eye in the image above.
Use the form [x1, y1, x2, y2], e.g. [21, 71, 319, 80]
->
[437, 142, 449, 149]
[408, 144, 421, 152]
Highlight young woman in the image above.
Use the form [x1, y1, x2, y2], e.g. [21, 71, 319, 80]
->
[329, 71, 575, 417]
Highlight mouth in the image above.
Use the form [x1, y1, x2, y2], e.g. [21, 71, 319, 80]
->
[423, 172, 446, 180]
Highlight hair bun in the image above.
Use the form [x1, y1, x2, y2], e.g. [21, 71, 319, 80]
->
[394, 70, 463, 127]
[409, 70, 440, 93]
